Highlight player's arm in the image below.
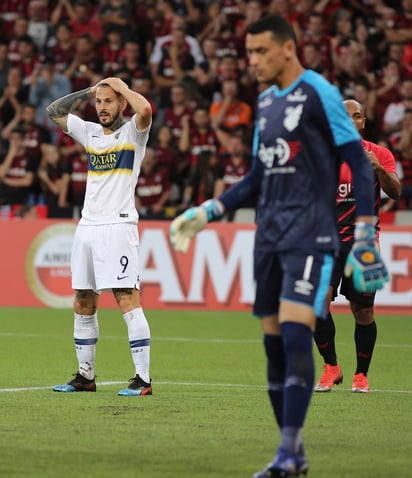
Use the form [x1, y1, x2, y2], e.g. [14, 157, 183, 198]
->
[46, 87, 95, 132]
[365, 150, 401, 200]
[339, 140, 390, 292]
[101, 77, 152, 131]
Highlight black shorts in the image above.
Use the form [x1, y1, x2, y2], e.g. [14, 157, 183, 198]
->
[331, 240, 375, 306]
[253, 249, 334, 319]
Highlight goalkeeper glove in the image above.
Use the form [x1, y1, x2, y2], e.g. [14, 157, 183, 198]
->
[170, 199, 224, 253]
[344, 222, 390, 293]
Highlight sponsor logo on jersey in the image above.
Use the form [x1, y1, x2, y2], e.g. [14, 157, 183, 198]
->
[258, 139, 300, 174]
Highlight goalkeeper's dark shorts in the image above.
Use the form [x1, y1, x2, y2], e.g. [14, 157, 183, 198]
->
[332, 240, 376, 307]
[253, 248, 334, 319]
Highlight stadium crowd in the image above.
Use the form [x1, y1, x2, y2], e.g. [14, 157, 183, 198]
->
[0, 0, 411, 219]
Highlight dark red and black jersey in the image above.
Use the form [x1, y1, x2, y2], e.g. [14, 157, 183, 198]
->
[63, 155, 88, 207]
[135, 168, 171, 207]
[189, 128, 220, 167]
[337, 139, 397, 241]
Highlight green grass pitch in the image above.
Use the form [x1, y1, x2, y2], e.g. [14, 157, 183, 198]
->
[0, 307, 411, 477]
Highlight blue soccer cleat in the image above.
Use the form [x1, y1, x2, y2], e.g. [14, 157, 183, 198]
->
[53, 372, 96, 392]
[253, 447, 309, 477]
[118, 375, 152, 396]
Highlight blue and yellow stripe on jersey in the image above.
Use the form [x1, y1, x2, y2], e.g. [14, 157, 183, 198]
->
[86, 144, 136, 174]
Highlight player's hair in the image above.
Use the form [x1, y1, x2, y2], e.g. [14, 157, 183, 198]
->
[247, 14, 297, 48]
[97, 82, 122, 98]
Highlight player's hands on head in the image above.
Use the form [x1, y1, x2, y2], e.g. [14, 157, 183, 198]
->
[170, 199, 224, 253]
[344, 222, 390, 293]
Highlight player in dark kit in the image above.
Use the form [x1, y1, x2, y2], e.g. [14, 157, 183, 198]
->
[313, 100, 401, 394]
[170, 15, 389, 477]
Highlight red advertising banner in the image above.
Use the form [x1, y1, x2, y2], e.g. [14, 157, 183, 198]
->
[0, 220, 411, 313]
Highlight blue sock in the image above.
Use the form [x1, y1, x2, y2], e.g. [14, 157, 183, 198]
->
[264, 334, 285, 429]
[279, 321, 314, 452]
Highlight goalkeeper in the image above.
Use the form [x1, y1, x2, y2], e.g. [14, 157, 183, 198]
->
[170, 15, 389, 478]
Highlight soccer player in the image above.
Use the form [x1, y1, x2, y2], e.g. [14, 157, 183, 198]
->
[313, 100, 401, 393]
[47, 76, 153, 396]
[169, 15, 389, 477]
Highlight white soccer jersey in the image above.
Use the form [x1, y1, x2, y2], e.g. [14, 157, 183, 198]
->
[66, 113, 151, 225]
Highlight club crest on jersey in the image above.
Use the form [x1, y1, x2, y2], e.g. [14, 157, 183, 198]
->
[284, 104, 303, 131]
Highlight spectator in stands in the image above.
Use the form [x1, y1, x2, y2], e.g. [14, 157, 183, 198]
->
[101, 24, 126, 77]
[28, 59, 72, 142]
[215, 53, 240, 88]
[179, 104, 223, 170]
[152, 22, 197, 113]
[149, 16, 204, 82]
[37, 143, 71, 218]
[299, 12, 332, 75]
[376, 58, 402, 136]
[116, 39, 153, 99]
[6, 17, 29, 66]
[135, 147, 172, 220]
[219, 131, 252, 220]
[152, 123, 185, 203]
[0, 2, 28, 40]
[58, 149, 88, 218]
[390, 108, 412, 208]
[383, 0, 412, 46]
[27, 0, 52, 53]
[386, 41, 412, 80]
[353, 80, 378, 142]
[45, 22, 76, 76]
[382, 78, 412, 136]
[0, 40, 10, 96]
[209, 77, 253, 134]
[98, 0, 133, 30]
[2, 103, 51, 163]
[56, 125, 84, 165]
[163, 82, 196, 144]
[13, 34, 40, 82]
[0, 127, 39, 207]
[234, 0, 266, 55]
[152, 124, 179, 179]
[196, 1, 226, 45]
[178, 150, 224, 211]
[0, 66, 29, 127]
[65, 33, 103, 93]
[301, 40, 329, 78]
[153, 0, 178, 37]
[269, 0, 302, 44]
[51, 0, 103, 46]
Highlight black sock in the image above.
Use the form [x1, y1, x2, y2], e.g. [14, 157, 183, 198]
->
[355, 321, 377, 375]
[313, 312, 337, 365]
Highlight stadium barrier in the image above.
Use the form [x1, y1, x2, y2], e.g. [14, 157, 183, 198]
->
[0, 219, 411, 313]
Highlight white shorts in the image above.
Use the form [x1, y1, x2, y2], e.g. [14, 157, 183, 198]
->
[71, 223, 140, 292]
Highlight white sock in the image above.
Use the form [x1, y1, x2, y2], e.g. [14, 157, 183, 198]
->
[74, 313, 99, 380]
[123, 307, 151, 383]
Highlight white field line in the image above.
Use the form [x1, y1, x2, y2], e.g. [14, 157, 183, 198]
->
[1, 381, 412, 394]
[0, 332, 411, 349]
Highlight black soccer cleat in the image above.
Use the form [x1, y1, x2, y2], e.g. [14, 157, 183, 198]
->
[118, 374, 152, 396]
[53, 372, 96, 392]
